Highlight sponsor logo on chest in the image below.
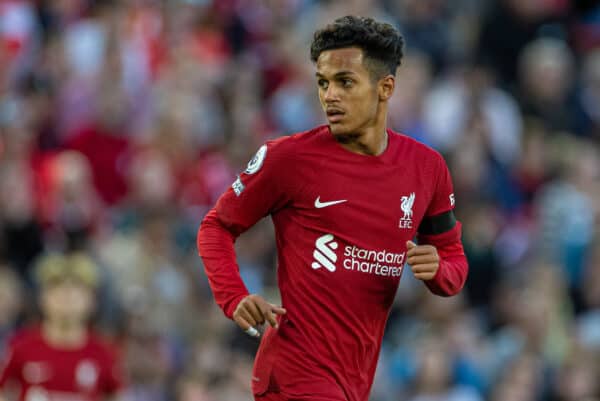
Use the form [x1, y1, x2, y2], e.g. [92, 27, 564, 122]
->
[311, 234, 405, 277]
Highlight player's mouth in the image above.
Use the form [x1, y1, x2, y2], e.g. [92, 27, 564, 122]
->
[326, 108, 345, 123]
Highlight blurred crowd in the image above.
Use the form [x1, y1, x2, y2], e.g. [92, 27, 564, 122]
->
[0, 0, 600, 400]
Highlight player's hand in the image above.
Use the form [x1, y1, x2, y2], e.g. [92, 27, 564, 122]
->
[233, 294, 287, 337]
[406, 240, 440, 281]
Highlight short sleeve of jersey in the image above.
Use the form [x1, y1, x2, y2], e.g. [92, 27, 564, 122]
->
[216, 139, 293, 234]
[426, 151, 456, 217]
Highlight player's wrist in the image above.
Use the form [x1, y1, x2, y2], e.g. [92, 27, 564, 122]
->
[227, 292, 251, 319]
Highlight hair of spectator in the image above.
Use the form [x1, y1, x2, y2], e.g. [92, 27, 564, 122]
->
[310, 16, 404, 80]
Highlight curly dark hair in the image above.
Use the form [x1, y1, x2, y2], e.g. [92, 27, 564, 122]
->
[310, 16, 404, 79]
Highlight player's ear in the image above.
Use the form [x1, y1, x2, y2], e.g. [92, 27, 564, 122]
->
[378, 75, 395, 101]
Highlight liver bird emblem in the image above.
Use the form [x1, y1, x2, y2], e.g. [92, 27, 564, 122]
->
[401, 193, 415, 220]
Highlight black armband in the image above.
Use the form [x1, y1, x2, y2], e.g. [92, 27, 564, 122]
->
[418, 210, 457, 235]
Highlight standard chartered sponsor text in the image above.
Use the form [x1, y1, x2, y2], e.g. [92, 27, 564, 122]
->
[342, 245, 405, 277]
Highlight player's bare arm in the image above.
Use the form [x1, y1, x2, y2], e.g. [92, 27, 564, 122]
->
[406, 240, 440, 281]
[233, 294, 286, 337]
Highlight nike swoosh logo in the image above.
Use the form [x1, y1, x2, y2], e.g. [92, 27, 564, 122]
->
[314, 196, 347, 208]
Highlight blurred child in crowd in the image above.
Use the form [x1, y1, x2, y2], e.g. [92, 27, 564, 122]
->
[0, 253, 123, 401]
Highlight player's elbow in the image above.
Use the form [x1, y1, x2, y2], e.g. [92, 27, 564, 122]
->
[197, 209, 223, 257]
[197, 208, 239, 258]
[196, 213, 211, 256]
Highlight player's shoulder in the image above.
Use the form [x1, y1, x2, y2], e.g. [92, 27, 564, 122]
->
[265, 125, 327, 151]
[390, 129, 446, 165]
[255, 125, 327, 167]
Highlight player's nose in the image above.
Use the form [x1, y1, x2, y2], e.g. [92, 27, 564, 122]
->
[323, 85, 340, 103]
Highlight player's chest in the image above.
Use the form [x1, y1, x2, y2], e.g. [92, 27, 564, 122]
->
[292, 160, 432, 240]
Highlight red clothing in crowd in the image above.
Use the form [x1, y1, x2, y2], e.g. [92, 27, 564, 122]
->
[0, 327, 123, 401]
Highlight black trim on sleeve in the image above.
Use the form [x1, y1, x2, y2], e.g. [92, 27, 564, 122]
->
[418, 210, 457, 235]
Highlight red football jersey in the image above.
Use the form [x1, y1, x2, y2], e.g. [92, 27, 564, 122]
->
[0, 327, 123, 401]
[198, 126, 467, 401]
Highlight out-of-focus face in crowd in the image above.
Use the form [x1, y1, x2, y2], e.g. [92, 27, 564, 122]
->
[36, 253, 98, 325]
[42, 278, 95, 325]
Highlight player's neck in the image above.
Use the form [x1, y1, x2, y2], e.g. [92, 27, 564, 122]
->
[338, 126, 388, 156]
[42, 319, 88, 348]
[336, 104, 389, 156]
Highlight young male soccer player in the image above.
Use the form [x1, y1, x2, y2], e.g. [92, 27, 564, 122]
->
[198, 15, 468, 401]
[0, 253, 123, 401]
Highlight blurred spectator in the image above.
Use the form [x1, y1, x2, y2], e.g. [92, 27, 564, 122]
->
[0, 267, 23, 358]
[390, 0, 451, 73]
[0, 252, 123, 401]
[406, 337, 482, 401]
[579, 49, 600, 139]
[64, 88, 132, 207]
[552, 342, 599, 401]
[577, 240, 600, 349]
[424, 63, 523, 167]
[517, 38, 588, 136]
[120, 304, 174, 401]
[510, 119, 554, 206]
[490, 352, 545, 401]
[533, 137, 598, 291]
[40, 150, 104, 251]
[477, 0, 568, 89]
[387, 52, 433, 145]
[459, 201, 501, 309]
[98, 210, 194, 339]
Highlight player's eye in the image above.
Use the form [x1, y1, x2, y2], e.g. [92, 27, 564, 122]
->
[317, 79, 329, 89]
[341, 78, 353, 88]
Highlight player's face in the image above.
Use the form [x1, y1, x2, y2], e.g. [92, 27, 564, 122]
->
[316, 47, 381, 137]
[41, 279, 95, 325]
